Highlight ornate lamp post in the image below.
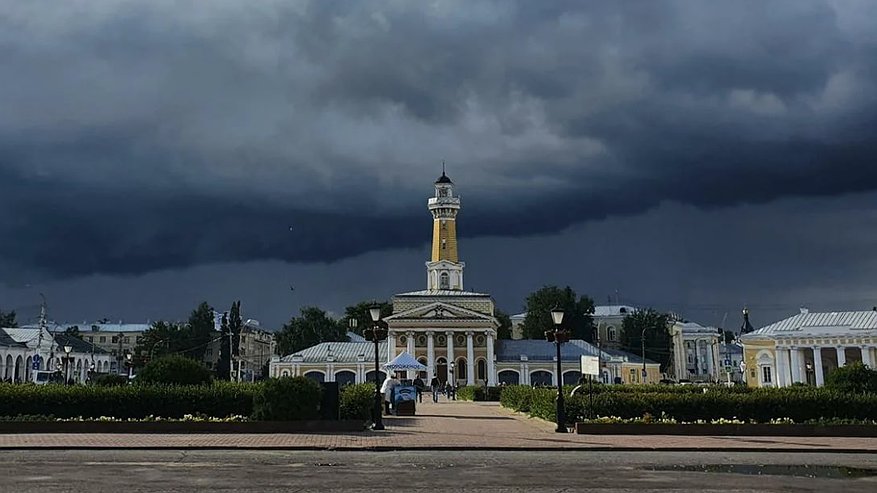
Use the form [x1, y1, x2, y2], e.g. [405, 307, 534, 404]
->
[363, 305, 388, 431]
[63, 345, 73, 385]
[545, 307, 569, 433]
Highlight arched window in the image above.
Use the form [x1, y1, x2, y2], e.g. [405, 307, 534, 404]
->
[477, 359, 486, 381]
[498, 370, 520, 385]
[456, 358, 467, 380]
[440, 272, 450, 290]
[607, 326, 617, 342]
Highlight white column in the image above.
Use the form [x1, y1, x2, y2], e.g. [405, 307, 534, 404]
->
[551, 362, 558, 386]
[704, 341, 713, 381]
[775, 348, 787, 387]
[862, 346, 874, 368]
[446, 331, 455, 383]
[387, 331, 396, 363]
[836, 346, 846, 368]
[486, 331, 496, 386]
[466, 331, 475, 385]
[789, 348, 801, 384]
[405, 332, 416, 379]
[813, 347, 824, 387]
[426, 331, 435, 380]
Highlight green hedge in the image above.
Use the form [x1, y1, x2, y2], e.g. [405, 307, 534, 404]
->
[457, 386, 503, 402]
[501, 385, 877, 424]
[253, 377, 321, 421]
[340, 383, 376, 423]
[0, 382, 255, 419]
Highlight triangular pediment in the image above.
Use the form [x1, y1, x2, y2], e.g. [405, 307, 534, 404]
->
[385, 301, 494, 322]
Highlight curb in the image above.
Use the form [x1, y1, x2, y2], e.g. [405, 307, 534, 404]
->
[0, 446, 874, 454]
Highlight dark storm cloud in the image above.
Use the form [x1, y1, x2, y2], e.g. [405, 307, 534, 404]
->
[2, 0, 877, 279]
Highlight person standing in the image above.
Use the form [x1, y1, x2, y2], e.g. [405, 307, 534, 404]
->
[429, 375, 441, 402]
[380, 373, 400, 415]
[413, 375, 425, 403]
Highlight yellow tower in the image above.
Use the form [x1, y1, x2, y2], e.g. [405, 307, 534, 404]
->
[426, 169, 465, 291]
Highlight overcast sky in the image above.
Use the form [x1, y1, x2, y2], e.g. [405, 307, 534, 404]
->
[2, 1, 877, 331]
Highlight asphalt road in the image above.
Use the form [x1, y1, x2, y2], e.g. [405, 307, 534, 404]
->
[1, 450, 875, 492]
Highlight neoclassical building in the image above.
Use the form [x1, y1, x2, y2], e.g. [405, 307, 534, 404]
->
[740, 308, 877, 387]
[270, 172, 660, 385]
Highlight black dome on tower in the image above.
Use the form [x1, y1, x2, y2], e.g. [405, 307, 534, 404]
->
[435, 170, 452, 184]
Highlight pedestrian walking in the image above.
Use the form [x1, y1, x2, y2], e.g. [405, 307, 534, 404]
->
[413, 376, 425, 403]
[430, 375, 441, 402]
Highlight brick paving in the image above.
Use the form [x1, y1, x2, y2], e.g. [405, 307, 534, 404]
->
[0, 400, 874, 451]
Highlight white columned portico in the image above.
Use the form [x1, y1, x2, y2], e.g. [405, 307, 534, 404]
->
[466, 331, 475, 385]
[836, 347, 846, 368]
[486, 331, 495, 386]
[789, 348, 801, 384]
[862, 346, 874, 368]
[704, 341, 714, 381]
[446, 331, 455, 383]
[426, 331, 435, 380]
[387, 331, 396, 363]
[813, 346, 824, 387]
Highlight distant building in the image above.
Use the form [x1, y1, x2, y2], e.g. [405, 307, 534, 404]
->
[740, 308, 877, 388]
[669, 320, 722, 382]
[272, 173, 660, 385]
[1, 326, 113, 383]
[205, 319, 276, 381]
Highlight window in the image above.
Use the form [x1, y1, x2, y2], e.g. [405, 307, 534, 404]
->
[99, 336, 106, 343]
[762, 366, 772, 383]
[86, 337, 93, 343]
[477, 360, 486, 381]
[111, 336, 118, 343]
[440, 272, 450, 289]
[607, 326, 617, 342]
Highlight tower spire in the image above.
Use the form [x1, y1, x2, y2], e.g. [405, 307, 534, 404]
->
[426, 171, 464, 291]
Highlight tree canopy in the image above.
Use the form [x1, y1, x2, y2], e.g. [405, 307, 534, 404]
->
[63, 325, 84, 340]
[0, 309, 17, 328]
[619, 308, 673, 371]
[495, 308, 512, 340]
[519, 286, 595, 341]
[132, 301, 218, 366]
[276, 306, 348, 356]
[340, 300, 393, 335]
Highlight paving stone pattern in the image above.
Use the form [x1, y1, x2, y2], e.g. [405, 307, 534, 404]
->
[0, 400, 874, 451]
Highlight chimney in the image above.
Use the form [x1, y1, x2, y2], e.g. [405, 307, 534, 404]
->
[800, 307, 809, 314]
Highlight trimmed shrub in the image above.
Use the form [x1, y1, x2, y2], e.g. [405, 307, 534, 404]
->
[0, 382, 256, 419]
[253, 377, 321, 421]
[825, 362, 877, 394]
[458, 386, 503, 402]
[340, 383, 375, 423]
[500, 385, 877, 424]
[92, 374, 129, 387]
[136, 356, 213, 386]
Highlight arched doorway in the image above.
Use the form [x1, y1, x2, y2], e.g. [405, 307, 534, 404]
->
[25, 356, 32, 382]
[530, 370, 552, 386]
[498, 370, 520, 385]
[4, 355, 12, 380]
[14, 355, 23, 383]
[365, 370, 387, 383]
[335, 370, 356, 387]
[435, 358, 447, 384]
[303, 371, 325, 383]
[562, 371, 582, 386]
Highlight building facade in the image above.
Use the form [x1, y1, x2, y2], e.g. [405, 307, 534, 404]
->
[669, 320, 722, 382]
[1, 325, 114, 383]
[271, 172, 660, 385]
[205, 319, 276, 380]
[740, 308, 877, 388]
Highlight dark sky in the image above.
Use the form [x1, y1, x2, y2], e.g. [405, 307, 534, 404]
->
[2, 1, 877, 330]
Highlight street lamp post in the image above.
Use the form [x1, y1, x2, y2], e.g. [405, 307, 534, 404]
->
[545, 307, 569, 433]
[641, 327, 648, 385]
[363, 305, 388, 431]
[63, 345, 72, 385]
[126, 352, 133, 380]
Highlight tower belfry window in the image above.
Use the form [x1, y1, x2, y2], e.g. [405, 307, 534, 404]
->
[440, 272, 450, 289]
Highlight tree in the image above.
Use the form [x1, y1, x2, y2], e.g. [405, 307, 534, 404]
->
[276, 306, 348, 356]
[229, 300, 242, 358]
[620, 309, 672, 371]
[0, 309, 17, 328]
[722, 330, 736, 343]
[495, 308, 513, 340]
[825, 361, 877, 394]
[340, 300, 393, 335]
[136, 355, 213, 386]
[519, 286, 595, 341]
[180, 301, 216, 360]
[133, 320, 182, 366]
[216, 313, 231, 380]
[63, 325, 83, 340]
